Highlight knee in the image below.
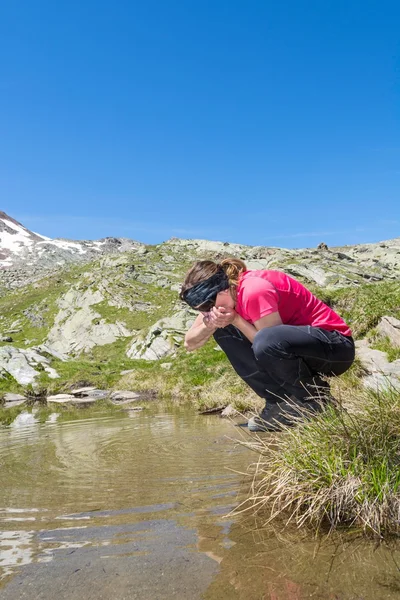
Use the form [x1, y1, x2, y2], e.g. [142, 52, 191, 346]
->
[253, 326, 286, 361]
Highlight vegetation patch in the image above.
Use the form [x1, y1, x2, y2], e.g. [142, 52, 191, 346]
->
[238, 383, 400, 538]
[370, 335, 400, 363]
[310, 281, 400, 338]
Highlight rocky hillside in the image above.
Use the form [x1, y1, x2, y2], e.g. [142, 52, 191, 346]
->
[1, 211, 400, 397]
[0, 211, 144, 290]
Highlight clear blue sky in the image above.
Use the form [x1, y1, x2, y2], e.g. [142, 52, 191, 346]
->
[1, 1, 399, 248]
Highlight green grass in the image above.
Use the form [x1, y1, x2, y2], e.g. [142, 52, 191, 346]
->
[370, 335, 400, 363]
[310, 281, 400, 337]
[0, 403, 27, 425]
[239, 383, 400, 538]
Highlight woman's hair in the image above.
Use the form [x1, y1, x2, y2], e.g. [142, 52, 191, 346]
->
[179, 257, 247, 301]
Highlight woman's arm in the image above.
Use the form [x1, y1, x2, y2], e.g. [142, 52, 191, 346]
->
[184, 314, 217, 351]
[184, 307, 237, 352]
[233, 311, 283, 343]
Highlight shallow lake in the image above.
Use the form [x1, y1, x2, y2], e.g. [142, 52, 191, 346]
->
[1, 406, 400, 599]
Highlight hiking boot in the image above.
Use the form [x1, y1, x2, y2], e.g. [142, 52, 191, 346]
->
[247, 395, 327, 432]
[247, 401, 294, 432]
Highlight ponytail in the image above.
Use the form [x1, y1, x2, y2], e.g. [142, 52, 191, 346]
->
[180, 257, 247, 303]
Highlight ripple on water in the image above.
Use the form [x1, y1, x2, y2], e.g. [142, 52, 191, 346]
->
[1, 409, 400, 600]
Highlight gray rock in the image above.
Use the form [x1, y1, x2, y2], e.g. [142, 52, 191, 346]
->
[355, 339, 400, 391]
[4, 393, 25, 402]
[110, 390, 141, 402]
[220, 404, 239, 418]
[376, 316, 400, 348]
[0, 346, 59, 385]
[45, 287, 131, 355]
[70, 386, 97, 397]
[362, 373, 400, 392]
[47, 394, 76, 402]
[84, 389, 109, 400]
[47, 394, 100, 406]
[126, 309, 195, 361]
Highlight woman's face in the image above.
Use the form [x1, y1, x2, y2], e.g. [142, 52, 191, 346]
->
[214, 289, 235, 311]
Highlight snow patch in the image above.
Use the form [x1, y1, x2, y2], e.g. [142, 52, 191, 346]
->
[36, 240, 87, 254]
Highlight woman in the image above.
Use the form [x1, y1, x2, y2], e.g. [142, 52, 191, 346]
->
[180, 258, 355, 432]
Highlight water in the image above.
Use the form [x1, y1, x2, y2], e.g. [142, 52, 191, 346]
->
[1, 406, 400, 599]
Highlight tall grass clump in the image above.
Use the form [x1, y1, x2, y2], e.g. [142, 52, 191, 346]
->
[239, 383, 400, 538]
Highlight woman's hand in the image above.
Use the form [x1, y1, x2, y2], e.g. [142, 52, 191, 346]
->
[203, 306, 236, 329]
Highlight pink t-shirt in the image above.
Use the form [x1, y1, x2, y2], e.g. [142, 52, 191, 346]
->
[235, 270, 352, 337]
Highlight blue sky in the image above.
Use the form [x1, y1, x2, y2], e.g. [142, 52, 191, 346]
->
[1, 1, 399, 248]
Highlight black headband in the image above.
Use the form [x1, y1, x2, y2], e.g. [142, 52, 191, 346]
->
[181, 270, 229, 309]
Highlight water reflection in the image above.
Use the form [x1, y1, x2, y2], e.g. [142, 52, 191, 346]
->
[0, 407, 399, 599]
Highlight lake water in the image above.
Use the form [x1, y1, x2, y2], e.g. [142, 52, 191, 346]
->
[1, 406, 400, 599]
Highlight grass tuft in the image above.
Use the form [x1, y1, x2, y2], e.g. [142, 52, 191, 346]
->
[235, 382, 400, 538]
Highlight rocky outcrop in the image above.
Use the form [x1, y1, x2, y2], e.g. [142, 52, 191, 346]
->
[45, 287, 131, 355]
[355, 339, 400, 391]
[0, 346, 59, 385]
[376, 316, 400, 347]
[126, 309, 195, 360]
[0, 211, 145, 289]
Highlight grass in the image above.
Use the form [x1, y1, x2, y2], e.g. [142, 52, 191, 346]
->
[370, 335, 400, 363]
[310, 281, 400, 338]
[235, 381, 400, 538]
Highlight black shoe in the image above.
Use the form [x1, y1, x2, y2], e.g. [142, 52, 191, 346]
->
[247, 401, 293, 432]
[247, 396, 326, 432]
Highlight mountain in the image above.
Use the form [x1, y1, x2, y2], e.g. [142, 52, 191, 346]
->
[0, 211, 399, 396]
[0, 211, 143, 273]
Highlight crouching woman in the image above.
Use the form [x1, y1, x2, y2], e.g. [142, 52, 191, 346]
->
[179, 258, 355, 431]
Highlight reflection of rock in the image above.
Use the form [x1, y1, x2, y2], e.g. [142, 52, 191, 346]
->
[356, 339, 400, 391]
[376, 316, 400, 347]
[0, 346, 59, 385]
[127, 310, 195, 361]
[10, 411, 38, 428]
[46, 288, 131, 355]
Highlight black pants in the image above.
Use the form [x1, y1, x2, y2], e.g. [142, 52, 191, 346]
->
[213, 325, 355, 403]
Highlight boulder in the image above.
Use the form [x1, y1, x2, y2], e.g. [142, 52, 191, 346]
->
[110, 390, 141, 402]
[4, 393, 25, 402]
[47, 394, 75, 402]
[376, 316, 400, 348]
[355, 339, 400, 391]
[70, 386, 97, 397]
[126, 309, 195, 361]
[2, 392, 26, 408]
[47, 394, 100, 406]
[0, 346, 59, 385]
[45, 287, 131, 355]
